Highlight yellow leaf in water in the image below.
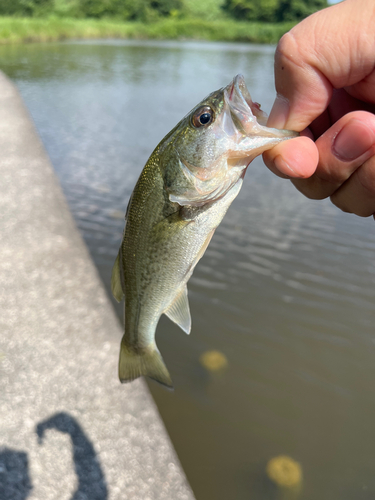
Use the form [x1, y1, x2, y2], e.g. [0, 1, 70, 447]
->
[266, 455, 302, 488]
[200, 350, 228, 372]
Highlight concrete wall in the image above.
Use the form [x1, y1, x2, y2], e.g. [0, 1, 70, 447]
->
[0, 71, 195, 500]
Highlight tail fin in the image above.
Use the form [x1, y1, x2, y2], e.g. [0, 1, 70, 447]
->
[119, 341, 173, 390]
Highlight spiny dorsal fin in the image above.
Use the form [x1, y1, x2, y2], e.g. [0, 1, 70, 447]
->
[164, 285, 191, 334]
[111, 251, 124, 303]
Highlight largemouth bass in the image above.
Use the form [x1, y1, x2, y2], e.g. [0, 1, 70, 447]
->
[112, 75, 296, 388]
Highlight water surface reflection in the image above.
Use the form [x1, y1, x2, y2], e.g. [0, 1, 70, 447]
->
[1, 39, 375, 500]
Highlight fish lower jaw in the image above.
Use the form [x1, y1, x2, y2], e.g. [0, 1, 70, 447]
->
[226, 157, 252, 170]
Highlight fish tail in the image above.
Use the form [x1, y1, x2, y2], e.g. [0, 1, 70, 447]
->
[119, 341, 173, 390]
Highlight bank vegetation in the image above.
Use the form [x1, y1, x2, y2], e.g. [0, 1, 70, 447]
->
[0, 0, 328, 44]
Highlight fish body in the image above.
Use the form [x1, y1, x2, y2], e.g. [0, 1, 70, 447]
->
[112, 75, 297, 388]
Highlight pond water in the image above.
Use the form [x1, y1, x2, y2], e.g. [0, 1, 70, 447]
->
[1, 39, 375, 500]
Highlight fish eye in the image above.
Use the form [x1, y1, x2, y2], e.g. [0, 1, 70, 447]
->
[192, 106, 214, 128]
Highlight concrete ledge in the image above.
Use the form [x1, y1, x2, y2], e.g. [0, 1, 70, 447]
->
[0, 71, 195, 500]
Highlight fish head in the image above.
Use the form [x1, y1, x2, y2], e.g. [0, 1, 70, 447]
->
[162, 74, 297, 206]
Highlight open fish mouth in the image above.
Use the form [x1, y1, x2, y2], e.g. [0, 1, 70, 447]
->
[224, 74, 296, 139]
[226, 74, 268, 127]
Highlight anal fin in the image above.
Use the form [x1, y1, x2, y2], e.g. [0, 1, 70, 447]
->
[164, 285, 191, 334]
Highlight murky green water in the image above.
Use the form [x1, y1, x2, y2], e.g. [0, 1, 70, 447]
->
[2, 39, 375, 500]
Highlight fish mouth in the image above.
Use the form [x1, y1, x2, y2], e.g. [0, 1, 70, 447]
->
[224, 74, 297, 140]
[226, 74, 268, 127]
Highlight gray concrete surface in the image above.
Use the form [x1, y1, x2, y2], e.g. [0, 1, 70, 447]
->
[0, 71, 195, 500]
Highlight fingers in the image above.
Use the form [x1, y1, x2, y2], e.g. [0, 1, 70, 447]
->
[265, 111, 375, 216]
[265, 117, 375, 217]
[267, 0, 375, 131]
[291, 111, 375, 203]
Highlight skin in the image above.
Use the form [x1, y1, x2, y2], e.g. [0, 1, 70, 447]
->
[262, 0, 375, 218]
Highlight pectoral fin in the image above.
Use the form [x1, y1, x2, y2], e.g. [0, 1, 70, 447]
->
[111, 251, 124, 303]
[164, 285, 191, 334]
[191, 229, 214, 269]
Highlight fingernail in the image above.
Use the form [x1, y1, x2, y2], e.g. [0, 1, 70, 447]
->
[267, 94, 290, 129]
[274, 154, 296, 177]
[333, 119, 375, 161]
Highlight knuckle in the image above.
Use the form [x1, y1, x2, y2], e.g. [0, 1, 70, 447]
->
[330, 193, 352, 214]
[319, 166, 349, 186]
[330, 159, 375, 217]
[275, 32, 299, 67]
[291, 178, 331, 200]
[357, 158, 375, 196]
[275, 29, 315, 73]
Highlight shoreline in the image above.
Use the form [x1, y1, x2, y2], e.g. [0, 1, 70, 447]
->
[0, 17, 295, 45]
[0, 69, 195, 500]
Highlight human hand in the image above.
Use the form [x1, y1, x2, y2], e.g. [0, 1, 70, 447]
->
[263, 0, 375, 217]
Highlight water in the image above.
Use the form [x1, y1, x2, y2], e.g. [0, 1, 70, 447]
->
[1, 39, 375, 500]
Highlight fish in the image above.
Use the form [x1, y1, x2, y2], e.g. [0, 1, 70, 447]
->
[111, 74, 297, 389]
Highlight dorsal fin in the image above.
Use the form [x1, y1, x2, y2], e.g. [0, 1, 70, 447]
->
[164, 285, 191, 334]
